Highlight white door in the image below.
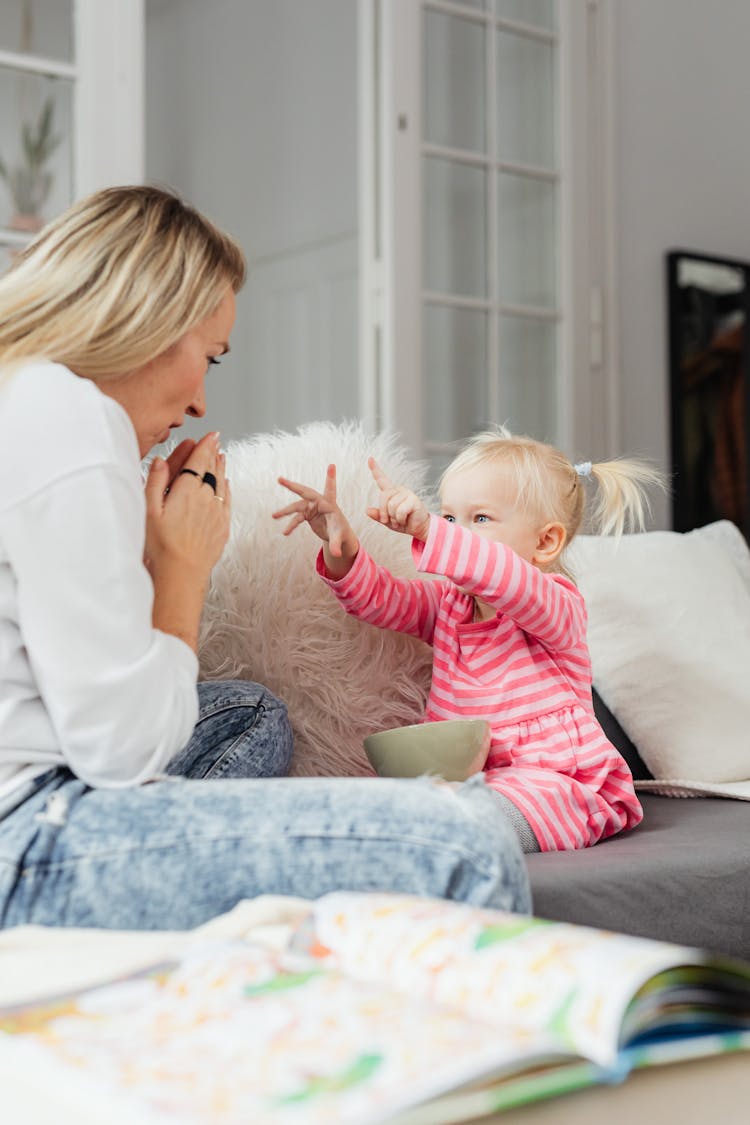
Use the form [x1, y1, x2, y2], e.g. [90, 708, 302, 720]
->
[360, 0, 618, 476]
[0, 0, 144, 273]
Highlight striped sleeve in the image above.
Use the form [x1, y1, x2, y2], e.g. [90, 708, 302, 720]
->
[316, 546, 444, 644]
[413, 515, 585, 652]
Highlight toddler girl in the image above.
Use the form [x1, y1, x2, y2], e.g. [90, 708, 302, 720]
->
[274, 427, 664, 854]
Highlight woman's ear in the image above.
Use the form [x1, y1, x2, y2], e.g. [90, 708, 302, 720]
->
[533, 522, 566, 568]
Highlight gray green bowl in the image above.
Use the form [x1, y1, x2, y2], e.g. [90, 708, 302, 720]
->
[364, 718, 491, 782]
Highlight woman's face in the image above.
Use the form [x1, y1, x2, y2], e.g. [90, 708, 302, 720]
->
[97, 288, 236, 457]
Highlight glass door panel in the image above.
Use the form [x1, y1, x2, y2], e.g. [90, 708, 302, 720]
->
[0, 0, 74, 61]
[424, 8, 486, 153]
[0, 68, 73, 232]
[424, 155, 487, 297]
[366, 1, 570, 470]
[496, 28, 556, 168]
[424, 304, 488, 443]
[497, 172, 557, 307]
[495, 0, 556, 30]
[499, 315, 558, 442]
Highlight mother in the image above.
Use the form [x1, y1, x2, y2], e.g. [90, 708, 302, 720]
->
[0, 185, 529, 929]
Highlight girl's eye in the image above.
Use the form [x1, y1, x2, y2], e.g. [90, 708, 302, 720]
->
[474, 514, 489, 524]
[442, 514, 455, 523]
[208, 356, 221, 367]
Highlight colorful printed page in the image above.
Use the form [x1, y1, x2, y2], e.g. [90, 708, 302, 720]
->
[0, 938, 586, 1125]
[388, 1029, 750, 1125]
[2, 896, 748, 1125]
[298, 892, 750, 1069]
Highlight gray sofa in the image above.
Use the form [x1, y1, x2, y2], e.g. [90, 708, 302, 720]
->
[526, 689, 750, 960]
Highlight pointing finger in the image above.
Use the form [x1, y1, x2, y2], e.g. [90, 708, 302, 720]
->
[368, 456, 395, 492]
[322, 463, 337, 505]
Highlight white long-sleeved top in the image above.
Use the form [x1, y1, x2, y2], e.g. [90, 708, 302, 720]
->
[0, 360, 199, 804]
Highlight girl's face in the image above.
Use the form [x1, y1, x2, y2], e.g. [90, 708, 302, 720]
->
[96, 289, 236, 457]
[439, 461, 544, 564]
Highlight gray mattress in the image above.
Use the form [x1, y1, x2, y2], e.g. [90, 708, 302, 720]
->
[525, 794, 750, 961]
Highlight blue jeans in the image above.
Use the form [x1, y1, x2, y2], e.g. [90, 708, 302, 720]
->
[0, 681, 531, 930]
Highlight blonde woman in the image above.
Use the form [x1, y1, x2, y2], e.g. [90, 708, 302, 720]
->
[0, 187, 529, 928]
[277, 428, 665, 854]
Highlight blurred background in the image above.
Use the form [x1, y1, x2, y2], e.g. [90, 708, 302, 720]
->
[3, 0, 750, 530]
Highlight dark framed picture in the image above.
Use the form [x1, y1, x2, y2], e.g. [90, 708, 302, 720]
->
[667, 249, 750, 538]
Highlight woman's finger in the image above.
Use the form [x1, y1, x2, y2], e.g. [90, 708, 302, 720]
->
[214, 451, 228, 500]
[164, 439, 196, 485]
[145, 456, 169, 513]
[172, 431, 222, 492]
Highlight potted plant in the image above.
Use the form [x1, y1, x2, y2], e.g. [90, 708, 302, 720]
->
[0, 97, 62, 233]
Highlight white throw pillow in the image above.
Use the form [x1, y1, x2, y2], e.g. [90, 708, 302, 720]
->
[199, 421, 434, 777]
[569, 520, 750, 799]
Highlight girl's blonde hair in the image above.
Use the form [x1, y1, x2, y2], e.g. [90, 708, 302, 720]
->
[0, 184, 246, 379]
[440, 425, 666, 573]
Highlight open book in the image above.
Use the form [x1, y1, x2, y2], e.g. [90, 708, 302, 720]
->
[0, 892, 749, 1124]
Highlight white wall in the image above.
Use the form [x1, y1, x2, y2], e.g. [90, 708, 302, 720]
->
[145, 0, 358, 443]
[614, 0, 750, 527]
[145, 0, 750, 524]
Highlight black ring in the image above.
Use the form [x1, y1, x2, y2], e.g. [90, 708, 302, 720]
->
[179, 468, 201, 480]
[202, 471, 218, 493]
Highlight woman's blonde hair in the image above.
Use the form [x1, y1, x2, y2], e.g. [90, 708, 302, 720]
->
[0, 184, 246, 379]
[440, 425, 666, 574]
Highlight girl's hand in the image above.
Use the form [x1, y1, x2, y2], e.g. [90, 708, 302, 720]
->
[367, 457, 431, 541]
[144, 431, 230, 582]
[273, 464, 359, 576]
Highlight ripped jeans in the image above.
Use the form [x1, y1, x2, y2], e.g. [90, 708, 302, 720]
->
[0, 681, 531, 931]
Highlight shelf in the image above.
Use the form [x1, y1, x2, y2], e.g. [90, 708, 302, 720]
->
[0, 48, 76, 81]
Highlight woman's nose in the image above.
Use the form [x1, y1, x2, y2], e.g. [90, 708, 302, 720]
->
[186, 384, 206, 419]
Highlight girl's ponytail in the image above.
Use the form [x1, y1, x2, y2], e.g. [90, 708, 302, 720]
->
[585, 459, 667, 538]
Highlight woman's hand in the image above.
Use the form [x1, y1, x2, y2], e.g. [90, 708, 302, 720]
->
[367, 457, 431, 541]
[273, 464, 359, 579]
[143, 431, 231, 650]
[163, 437, 197, 488]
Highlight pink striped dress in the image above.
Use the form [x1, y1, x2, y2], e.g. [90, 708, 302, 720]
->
[317, 514, 643, 851]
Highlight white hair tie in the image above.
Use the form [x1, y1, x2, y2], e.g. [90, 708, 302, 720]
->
[574, 461, 592, 478]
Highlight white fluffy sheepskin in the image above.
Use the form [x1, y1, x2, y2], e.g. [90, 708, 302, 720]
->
[199, 421, 435, 777]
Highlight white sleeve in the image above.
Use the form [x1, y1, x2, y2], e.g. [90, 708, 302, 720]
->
[2, 465, 199, 787]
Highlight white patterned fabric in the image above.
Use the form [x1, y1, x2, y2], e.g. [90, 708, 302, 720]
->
[199, 421, 434, 777]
